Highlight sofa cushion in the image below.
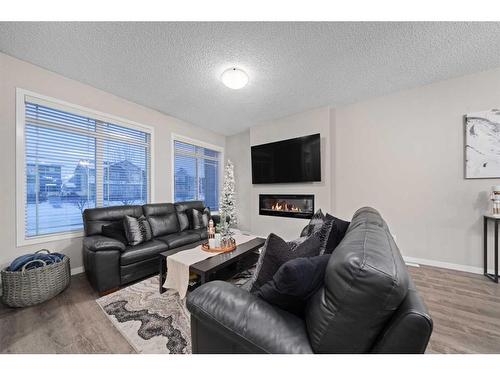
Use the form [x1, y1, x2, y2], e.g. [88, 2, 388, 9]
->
[143, 203, 176, 217]
[83, 205, 143, 236]
[148, 214, 180, 237]
[305, 207, 410, 353]
[123, 215, 153, 246]
[256, 254, 331, 316]
[198, 229, 208, 240]
[143, 203, 180, 237]
[120, 240, 168, 266]
[157, 231, 201, 248]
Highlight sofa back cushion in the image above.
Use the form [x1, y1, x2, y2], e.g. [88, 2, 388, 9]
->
[101, 221, 128, 244]
[305, 207, 409, 353]
[83, 205, 143, 236]
[143, 203, 179, 237]
[174, 201, 206, 230]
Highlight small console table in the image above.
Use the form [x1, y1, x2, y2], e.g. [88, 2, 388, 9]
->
[483, 214, 499, 283]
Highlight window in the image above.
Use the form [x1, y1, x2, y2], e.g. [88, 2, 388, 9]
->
[17, 90, 153, 244]
[173, 138, 221, 211]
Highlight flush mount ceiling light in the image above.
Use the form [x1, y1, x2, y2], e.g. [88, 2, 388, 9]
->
[221, 68, 249, 89]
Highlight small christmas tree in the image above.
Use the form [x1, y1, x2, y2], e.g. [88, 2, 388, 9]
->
[218, 159, 237, 237]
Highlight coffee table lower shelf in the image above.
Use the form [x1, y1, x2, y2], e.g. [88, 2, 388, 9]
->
[158, 237, 265, 294]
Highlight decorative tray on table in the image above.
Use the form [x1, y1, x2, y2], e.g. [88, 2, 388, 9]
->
[201, 242, 237, 253]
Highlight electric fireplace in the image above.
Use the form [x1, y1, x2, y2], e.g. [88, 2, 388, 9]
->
[259, 194, 315, 219]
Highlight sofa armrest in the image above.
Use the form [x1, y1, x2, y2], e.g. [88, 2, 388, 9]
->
[83, 235, 126, 252]
[370, 282, 433, 354]
[186, 281, 313, 354]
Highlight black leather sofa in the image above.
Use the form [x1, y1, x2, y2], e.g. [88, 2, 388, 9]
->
[82, 201, 215, 294]
[186, 207, 433, 354]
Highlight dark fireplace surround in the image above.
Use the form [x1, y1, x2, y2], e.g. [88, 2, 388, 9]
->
[259, 194, 315, 219]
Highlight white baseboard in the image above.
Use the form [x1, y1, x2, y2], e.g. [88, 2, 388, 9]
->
[71, 266, 84, 275]
[405, 262, 420, 268]
[403, 256, 490, 275]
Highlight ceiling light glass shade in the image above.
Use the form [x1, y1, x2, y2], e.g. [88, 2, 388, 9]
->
[221, 68, 249, 89]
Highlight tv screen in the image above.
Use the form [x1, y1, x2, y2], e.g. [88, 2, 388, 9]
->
[251, 134, 321, 184]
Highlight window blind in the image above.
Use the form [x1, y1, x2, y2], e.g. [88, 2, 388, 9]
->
[24, 100, 151, 238]
[173, 140, 220, 211]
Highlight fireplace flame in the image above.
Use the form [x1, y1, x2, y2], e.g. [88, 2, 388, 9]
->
[271, 201, 302, 212]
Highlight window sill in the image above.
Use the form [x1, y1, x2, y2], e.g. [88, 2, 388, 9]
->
[17, 230, 84, 247]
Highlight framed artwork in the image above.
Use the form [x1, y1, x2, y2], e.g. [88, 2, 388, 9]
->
[465, 109, 500, 179]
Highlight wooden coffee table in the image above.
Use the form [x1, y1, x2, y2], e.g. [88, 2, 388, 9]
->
[159, 237, 265, 294]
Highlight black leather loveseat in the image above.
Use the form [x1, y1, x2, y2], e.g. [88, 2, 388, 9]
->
[186, 207, 433, 354]
[82, 201, 214, 294]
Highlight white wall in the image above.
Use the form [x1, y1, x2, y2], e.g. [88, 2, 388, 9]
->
[225, 130, 252, 232]
[0, 52, 225, 272]
[334, 67, 500, 272]
[229, 67, 500, 273]
[227, 107, 332, 240]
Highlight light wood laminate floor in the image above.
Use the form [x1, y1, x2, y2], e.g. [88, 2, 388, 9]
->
[1, 265, 499, 353]
[408, 265, 500, 353]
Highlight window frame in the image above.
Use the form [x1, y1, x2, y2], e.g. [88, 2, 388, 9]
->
[16, 88, 156, 246]
[171, 133, 224, 213]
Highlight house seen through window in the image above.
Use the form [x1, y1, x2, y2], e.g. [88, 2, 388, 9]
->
[24, 100, 151, 238]
[173, 139, 220, 211]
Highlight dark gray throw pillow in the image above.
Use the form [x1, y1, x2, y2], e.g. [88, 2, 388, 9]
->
[123, 215, 153, 246]
[256, 254, 331, 316]
[192, 208, 210, 230]
[177, 211, 190, 231]
[249, 231, 322, 293]
[102, 221, 127, 245]
[323, 214, 350, 254]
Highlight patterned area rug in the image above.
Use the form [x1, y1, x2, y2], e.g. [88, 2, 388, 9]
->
[96, 267, 255, 354]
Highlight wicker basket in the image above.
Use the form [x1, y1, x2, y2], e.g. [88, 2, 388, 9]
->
[1, 250, 70, 308]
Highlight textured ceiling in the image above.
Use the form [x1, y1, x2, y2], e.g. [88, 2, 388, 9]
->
[2, 22, 500, 135]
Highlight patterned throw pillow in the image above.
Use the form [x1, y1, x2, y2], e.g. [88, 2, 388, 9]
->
[249, 231, 323, 293]
[301, 209, 325, 237]
[300, 210, 351, 254]
[192, 208, 211, 230]
[317, 215, 334, 255]
[123, 215, 153, 246]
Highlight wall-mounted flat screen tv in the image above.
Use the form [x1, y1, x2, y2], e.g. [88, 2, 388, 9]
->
[251, 133, 321, 184]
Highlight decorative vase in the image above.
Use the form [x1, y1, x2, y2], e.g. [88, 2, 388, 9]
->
[491, 186, 500, 216]
[207, 218, 215, 239]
